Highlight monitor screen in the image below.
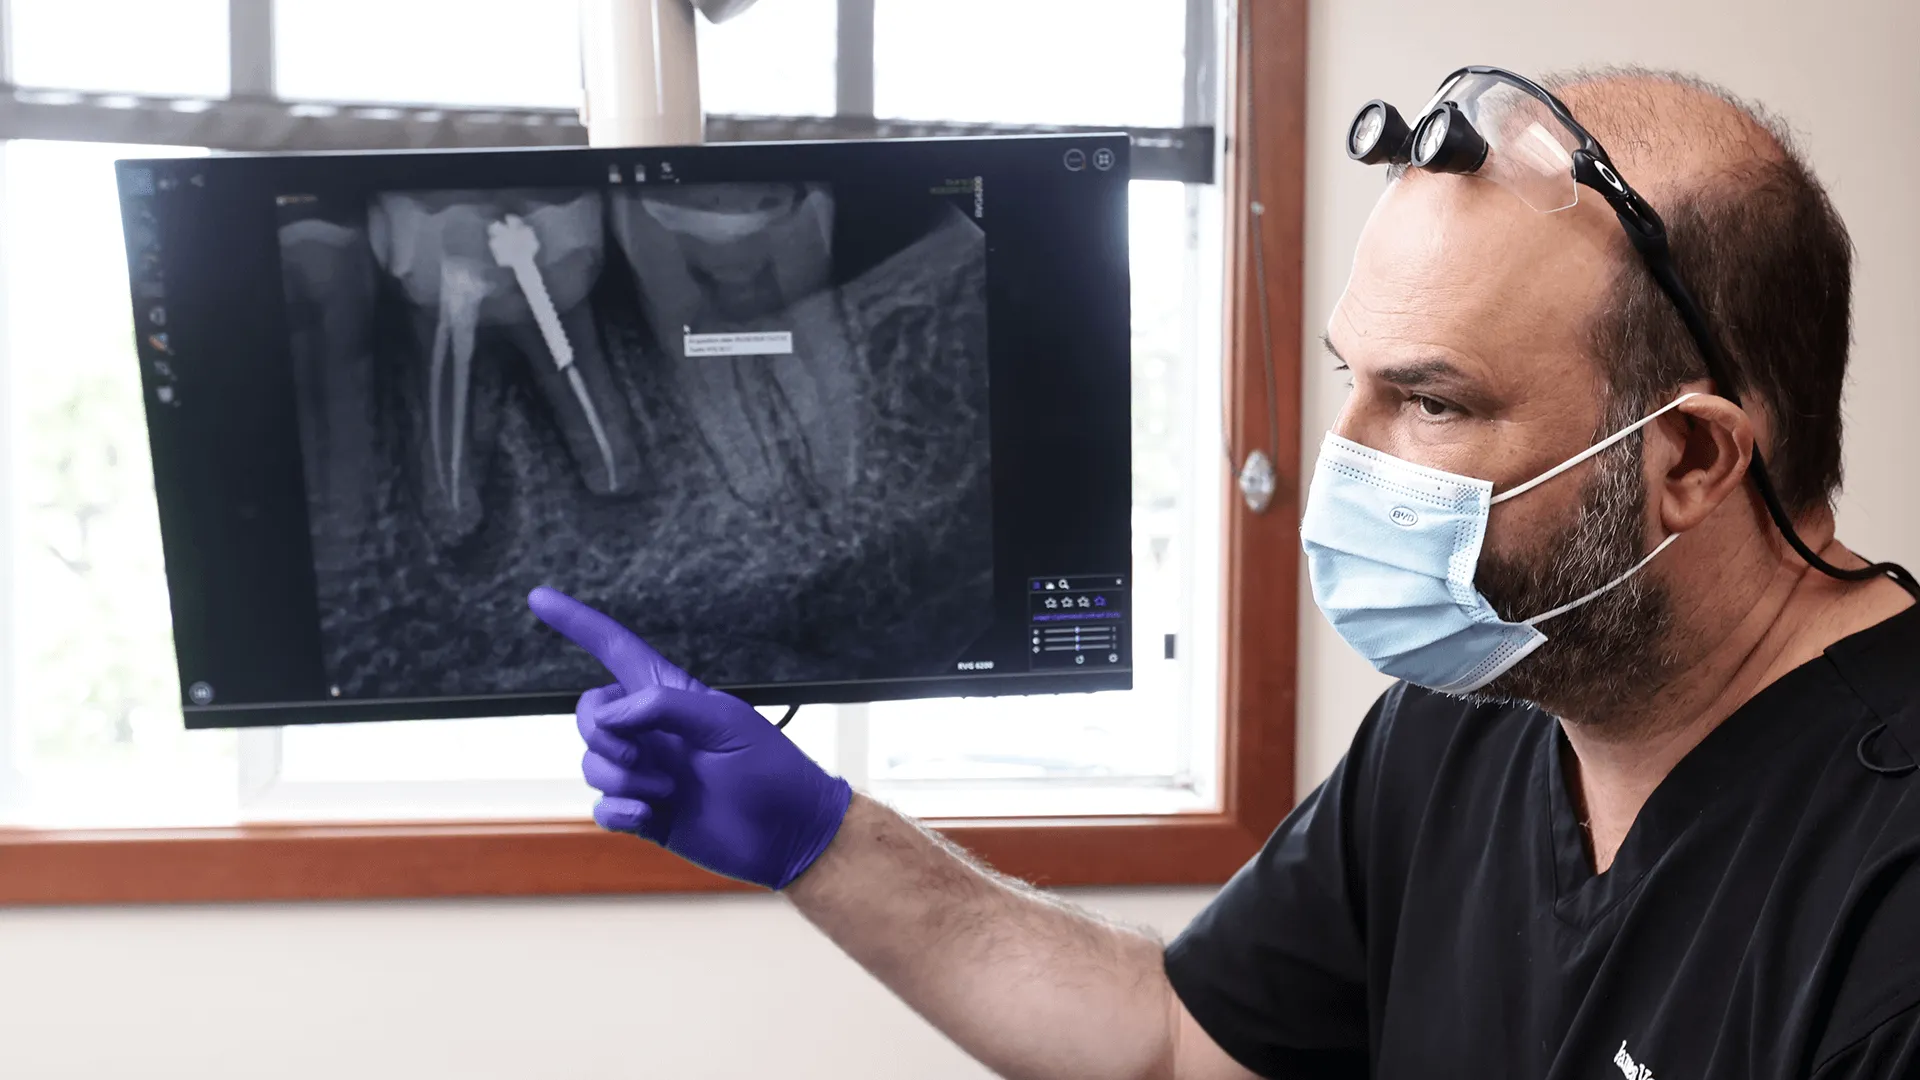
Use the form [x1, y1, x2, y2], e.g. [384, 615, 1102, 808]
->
[116, 135, 1133, 728]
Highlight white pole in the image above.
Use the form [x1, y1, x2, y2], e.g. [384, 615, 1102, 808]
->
[579, 0, 704, 148]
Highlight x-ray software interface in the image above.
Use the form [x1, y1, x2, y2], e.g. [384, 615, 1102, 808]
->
[117, 135, 1134, 728]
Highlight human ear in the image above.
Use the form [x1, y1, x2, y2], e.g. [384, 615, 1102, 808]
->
[1650, 387, 1753, 534]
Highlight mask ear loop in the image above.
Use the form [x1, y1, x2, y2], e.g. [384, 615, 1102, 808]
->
[1489, 393, 1699, 629]
[1490, 393, 1701, 506]
[1522, 532, 1680, 628]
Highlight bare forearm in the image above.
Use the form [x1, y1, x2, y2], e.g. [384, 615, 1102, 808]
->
[784, 793, 1177, 1080]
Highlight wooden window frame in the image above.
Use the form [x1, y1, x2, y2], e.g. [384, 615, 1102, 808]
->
[0, 0, 1306, 906]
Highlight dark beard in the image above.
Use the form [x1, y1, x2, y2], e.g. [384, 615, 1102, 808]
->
[1466, 434, 1677, 720]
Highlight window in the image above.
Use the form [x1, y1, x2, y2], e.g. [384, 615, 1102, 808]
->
[2, 141, 235, 829]
[0, 0, 1312, 903]
[697, 0, 838, 118]
[273, 0, 583, 109]
[873, 0, 1187, 127]
[9, 0, 230, 98]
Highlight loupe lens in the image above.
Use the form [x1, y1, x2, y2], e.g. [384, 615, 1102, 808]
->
[1346, 100, 1412, 165]
[1352, 106, 1384, 156]
[1410, 102, 1487, 174]
[1414, 110, 1449, 163]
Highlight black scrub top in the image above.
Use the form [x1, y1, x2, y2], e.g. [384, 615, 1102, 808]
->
[1167, 605, 1920, 1079]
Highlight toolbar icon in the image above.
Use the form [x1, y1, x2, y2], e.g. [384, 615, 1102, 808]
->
[148, 305, 166, 327]
[1063, 148, 1087, 171]
[1093, 147, 1116, 171]
[1057, 578, 1069, 589]
[148, 332, 172, 354]
[607, 163, 623, 183]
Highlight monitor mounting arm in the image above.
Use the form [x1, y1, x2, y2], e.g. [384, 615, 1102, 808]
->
[579, 0, 766, 148]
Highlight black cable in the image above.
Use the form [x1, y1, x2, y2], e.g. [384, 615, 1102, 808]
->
[774, 704, 799, 730]
[1642, 256, 1920, 601]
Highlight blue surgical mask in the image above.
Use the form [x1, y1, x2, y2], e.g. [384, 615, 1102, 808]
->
[1300, 394, 1696, 695]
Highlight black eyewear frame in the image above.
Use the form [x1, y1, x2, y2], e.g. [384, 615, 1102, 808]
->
[1347, 65, 1918, 598]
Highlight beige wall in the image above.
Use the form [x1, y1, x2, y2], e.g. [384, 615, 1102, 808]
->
[0, 888, 1212, 1079]
[4, 2, 1916, 1077]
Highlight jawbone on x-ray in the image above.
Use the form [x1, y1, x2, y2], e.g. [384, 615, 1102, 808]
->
[277, 182, 995, 697]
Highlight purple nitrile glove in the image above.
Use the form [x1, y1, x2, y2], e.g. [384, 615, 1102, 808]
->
[527, 586, 852, 891]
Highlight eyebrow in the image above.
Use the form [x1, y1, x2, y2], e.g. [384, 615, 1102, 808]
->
[1321, 334, 1495, 407]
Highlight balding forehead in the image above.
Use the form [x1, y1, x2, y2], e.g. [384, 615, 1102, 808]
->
[1545, 70, 1792, 198]
[1338, 168, 1618, 391]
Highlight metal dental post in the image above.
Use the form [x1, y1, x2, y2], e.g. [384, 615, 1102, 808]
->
[487, 214, 620, 490]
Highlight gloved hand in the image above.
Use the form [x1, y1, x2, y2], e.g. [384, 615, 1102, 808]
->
[528, 586, 852, 890]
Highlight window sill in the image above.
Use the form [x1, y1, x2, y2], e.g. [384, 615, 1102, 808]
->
[0, 811, 1271, 905]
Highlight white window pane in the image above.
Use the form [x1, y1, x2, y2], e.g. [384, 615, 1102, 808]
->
[275, 0, 583, 109]
[10, 0, 229, 98]
[265, 705, 833, 821]
[874, 0, 1186, 127]
[4, 141, 237, 829]
[867, 180, 1218, 806]
[698, 0, 837, 118]
[278, 715, 583, 784]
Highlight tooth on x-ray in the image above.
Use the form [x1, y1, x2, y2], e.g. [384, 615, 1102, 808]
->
[431, 259, 486, 510]
[279, 177, 996, 701]
[488, 213, 620, 492]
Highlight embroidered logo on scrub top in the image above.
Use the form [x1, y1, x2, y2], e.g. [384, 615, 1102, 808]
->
[1613, 1040, 1656, 1080]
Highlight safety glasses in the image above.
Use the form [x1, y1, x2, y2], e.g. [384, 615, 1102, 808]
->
[1344, 65, 1919, 596]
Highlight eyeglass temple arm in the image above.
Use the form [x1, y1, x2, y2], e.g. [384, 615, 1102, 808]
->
[1623, 219, 1920, 597]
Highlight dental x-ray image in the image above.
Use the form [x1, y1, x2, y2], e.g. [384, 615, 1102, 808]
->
[276, 181, 994, 699]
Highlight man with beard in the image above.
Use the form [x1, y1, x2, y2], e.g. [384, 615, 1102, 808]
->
[525, 68, 1920, 1079]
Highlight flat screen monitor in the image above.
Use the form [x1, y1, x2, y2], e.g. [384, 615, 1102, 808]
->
[116, 134, 1133, 728]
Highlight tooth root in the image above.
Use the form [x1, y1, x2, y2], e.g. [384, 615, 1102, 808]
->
[438, 260, 487, 513]
[428, 308, 453, 500]
[490, 214, 620, 487]
[565, 366, 618, 489]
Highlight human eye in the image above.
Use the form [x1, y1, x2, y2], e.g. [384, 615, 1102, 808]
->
[1407, 393, 1461, 420]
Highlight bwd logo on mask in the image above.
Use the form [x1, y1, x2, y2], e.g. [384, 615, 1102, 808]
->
[1388, 506, 1420, 527]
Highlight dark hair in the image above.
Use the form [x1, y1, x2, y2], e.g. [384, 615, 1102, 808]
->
[1545, 69, 1854, 515]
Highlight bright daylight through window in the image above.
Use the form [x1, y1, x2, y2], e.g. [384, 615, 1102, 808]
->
[0, 0, 1223, 829]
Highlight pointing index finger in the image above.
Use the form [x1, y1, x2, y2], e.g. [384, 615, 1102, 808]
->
[528, 586, 705, 693]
